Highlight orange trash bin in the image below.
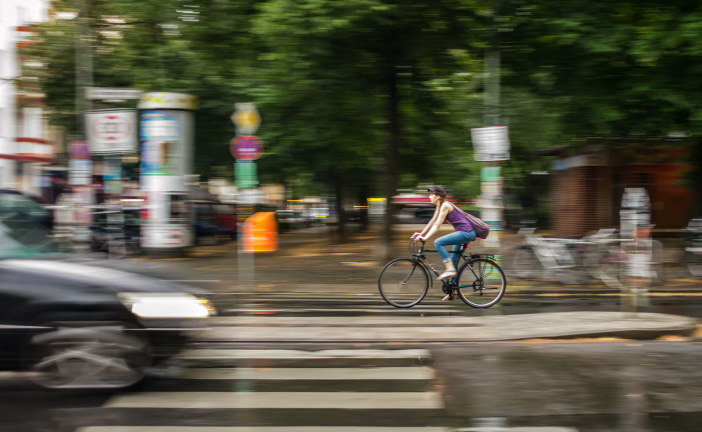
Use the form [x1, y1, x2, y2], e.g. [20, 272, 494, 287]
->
[243, 212, 278, 252]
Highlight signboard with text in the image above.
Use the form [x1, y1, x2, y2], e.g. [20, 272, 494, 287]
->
[470, 126, 511, 161]
[85, 109, 138, 154]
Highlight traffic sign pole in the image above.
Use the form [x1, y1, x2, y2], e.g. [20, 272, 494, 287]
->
[230, 103, 263, 291]
[231, 103, 262, 190]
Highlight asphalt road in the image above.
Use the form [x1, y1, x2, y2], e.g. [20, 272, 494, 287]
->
[90, 224, 702, 318]
[2, 329, 701, 432]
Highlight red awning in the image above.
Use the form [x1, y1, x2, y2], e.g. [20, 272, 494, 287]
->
[0, 153, 53, 163]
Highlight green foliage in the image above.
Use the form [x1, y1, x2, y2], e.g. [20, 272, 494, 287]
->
[30, 0, 702, 220]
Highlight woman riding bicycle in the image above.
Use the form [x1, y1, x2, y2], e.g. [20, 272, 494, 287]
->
[411, 186, 476, 291]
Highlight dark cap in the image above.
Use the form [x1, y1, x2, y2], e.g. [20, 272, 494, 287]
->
[427, 185, 447, 198]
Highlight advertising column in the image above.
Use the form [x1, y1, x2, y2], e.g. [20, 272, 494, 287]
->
[138, 93, 197, 255]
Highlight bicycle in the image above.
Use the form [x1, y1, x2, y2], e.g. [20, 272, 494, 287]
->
[378, 240, 506, 308]
[507, 227, 591, 285]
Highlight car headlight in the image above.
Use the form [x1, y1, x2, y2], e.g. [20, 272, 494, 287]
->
[118, 293, 216, 319]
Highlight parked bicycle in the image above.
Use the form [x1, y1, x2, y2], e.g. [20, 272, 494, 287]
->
[507, 227, 668, 287]
[683, 217, 702, 277]
[507, 228, 591, 285]
[378, 240, 506, 308]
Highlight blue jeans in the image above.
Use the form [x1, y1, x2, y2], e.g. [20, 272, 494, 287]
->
[434, 230, 477, 268]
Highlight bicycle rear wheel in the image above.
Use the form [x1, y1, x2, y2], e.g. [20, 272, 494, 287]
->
[378, 258, 429, 308]
[456, 258, 506, 308]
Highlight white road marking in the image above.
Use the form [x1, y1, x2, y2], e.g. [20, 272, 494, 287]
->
[176, 366, 435, 380]
[104, 391, 445, 409]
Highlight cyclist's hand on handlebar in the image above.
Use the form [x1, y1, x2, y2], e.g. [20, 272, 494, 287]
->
[411, 233, 426, 242]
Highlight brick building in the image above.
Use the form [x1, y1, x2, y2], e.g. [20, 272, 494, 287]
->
[550, 138, 695, 236]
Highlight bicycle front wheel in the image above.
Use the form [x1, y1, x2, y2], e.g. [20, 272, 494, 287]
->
[456, 258, 506, 308]
[378, 258, 429, 308]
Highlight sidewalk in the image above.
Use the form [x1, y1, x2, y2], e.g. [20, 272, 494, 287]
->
[203, 312, 699, 343]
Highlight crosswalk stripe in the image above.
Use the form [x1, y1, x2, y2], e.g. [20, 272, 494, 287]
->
[76, 427, 452, 432]
[177, 367, 435, 380]
[176, 348, 430, 360]
[103, 391, 445, 409]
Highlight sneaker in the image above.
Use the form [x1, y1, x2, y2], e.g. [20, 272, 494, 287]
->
[437, 270, 457, 281]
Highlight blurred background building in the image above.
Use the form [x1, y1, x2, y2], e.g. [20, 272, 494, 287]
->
[549, 138, 695, 236]
[0, 0, 60, 199]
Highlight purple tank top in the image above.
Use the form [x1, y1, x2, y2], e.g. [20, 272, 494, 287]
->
[445, 203, 474, 233]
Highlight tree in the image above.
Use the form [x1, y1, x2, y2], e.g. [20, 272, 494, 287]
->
[242, 0, 489, 246]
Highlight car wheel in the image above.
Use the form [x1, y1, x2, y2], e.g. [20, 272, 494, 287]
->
[28, 327, 153, 390]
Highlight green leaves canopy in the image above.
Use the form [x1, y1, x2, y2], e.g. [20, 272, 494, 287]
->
[31, 0, 702, 214]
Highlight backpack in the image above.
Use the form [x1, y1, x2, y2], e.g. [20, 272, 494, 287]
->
[451, 203, 490, 239]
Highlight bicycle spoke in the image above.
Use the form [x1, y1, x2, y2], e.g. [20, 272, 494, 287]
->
[378, 258, 429, 308]
[456, 258, 506, 308]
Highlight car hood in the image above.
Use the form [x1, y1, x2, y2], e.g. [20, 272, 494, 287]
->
[0, 259, 208, 296]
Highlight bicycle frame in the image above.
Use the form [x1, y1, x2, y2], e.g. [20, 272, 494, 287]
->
[412, 241, 496, 290]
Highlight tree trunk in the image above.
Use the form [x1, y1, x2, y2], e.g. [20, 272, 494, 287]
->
[358, 186, 369, 232]
[382, 66, 400, 260]
[334, 171, 347, 243]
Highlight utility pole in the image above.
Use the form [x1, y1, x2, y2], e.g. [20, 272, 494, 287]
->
[74, 0, 93, 131]
[475, 0, 507, 253]
[70, 0, 94, 252]
[483, 9, 500, 127]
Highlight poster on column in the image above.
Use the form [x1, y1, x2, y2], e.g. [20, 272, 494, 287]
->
[140, 111, 181, 177]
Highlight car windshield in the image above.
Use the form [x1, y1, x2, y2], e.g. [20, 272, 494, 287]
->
[0, 220, 58, 258]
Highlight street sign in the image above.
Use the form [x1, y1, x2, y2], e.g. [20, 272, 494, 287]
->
[85, 87, 143, 101]
[231, 103, 260, 135]
[85, 109, 138, 154]
[470, 126, 511, 161]
[231, 136, 263, 160]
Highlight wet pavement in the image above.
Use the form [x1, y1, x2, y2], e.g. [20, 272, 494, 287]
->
[5, 339, 702, 432]
[435, 341, 702, 432]
[3, 224, 700, 432]
[99, 223, 702, 341]
[117, 224, 702, 296]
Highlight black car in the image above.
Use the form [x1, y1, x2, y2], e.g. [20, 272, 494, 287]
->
[0, 188, 53, 229]
[0, 219, 216, 390]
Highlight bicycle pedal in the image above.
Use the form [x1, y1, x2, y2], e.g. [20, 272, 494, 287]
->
[441, 290, 459, 302]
